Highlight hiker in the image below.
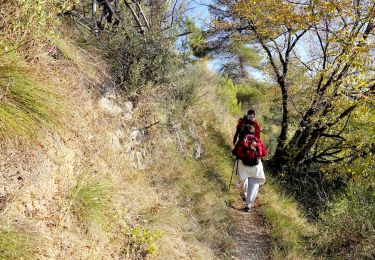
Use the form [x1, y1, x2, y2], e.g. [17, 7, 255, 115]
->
[233, 109, 261, 146]
[233, 123, 267, 212]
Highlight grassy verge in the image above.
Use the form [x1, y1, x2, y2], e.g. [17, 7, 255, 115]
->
[142, 140, 236, 258]
[258, 178, 317, 259]
[0, 228, 34, 259]
[0, 51, 61, 142]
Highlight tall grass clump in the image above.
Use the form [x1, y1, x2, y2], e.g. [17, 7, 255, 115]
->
[258, 179, 316, 259]
[0, 53, 60, 141]
[0, 228, 33, 259]
[69, 176, 113, 227]
[53, 37, 104, 84]
[316, 182, 375, 259]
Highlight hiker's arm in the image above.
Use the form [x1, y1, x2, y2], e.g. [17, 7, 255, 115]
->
[233, 129, 239, 145]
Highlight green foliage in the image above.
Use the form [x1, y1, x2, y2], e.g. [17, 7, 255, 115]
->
[182, 18, 209, 58]
[0, 228, 33, 259]
[317, 183, 375, 259]
[217, 78, 242, 115]
[0, 0, 63, 51]
[170, 65, 206, 111]
[219, 42, 261, 82]
[0, 52, 60, 141]
[129, 227, 161, 256]
[70, 177, 113, 226]
[100, 28, 178, 94]
[236, 84, 261, 104]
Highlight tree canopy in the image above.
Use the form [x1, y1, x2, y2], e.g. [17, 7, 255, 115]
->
[207, 0, 375, 169]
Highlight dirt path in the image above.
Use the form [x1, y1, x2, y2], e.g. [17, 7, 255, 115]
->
[229, 199, 271, 260]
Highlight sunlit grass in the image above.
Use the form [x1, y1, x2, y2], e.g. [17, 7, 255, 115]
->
[0, 52, 61, 141]
[69, 176, 113, 226]
[53, 37, 104, 83]
[0, 228, 33, 259]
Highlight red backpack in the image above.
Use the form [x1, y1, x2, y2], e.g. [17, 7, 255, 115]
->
[235, 134, 267, 166]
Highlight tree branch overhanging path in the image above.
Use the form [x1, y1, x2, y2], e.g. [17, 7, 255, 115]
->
[205, 0, 375, 170]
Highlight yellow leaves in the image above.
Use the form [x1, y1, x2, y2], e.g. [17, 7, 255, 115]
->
[234, 0, 310, 27]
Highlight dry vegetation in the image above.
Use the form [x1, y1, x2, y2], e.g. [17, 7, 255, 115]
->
[0, 9, 242, 256]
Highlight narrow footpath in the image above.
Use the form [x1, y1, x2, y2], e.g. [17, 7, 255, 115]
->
[230, 199, 271, 260]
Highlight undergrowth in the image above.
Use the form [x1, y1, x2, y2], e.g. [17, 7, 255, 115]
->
[0, 228, 33, 259]
[316, 182, 375, 259]
[258, 178, 316, 259]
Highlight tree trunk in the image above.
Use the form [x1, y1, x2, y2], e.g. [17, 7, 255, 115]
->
[272, 77, 289, 168]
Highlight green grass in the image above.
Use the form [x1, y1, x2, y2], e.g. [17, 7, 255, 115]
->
[258, 179, 317, 259]
[69, 176, 113, 226]
[0, 52, 61, 141]
[0, 228, 33, 259]
[316, 183, 375, 259]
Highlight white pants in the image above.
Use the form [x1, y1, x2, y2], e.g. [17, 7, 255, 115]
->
[244, 177, 261, 207]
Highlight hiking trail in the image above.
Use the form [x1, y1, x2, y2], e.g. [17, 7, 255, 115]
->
[230, 199, 271, 260]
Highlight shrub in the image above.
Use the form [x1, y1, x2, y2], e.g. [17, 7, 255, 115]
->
[0, 0, 63, 53]
[100, 29, 178, 94]
[217, 78, 242, 115]
[129, 227, 161, 256]
[317, 182, 375, 259]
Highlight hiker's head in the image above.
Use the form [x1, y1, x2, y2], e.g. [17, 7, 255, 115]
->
[247, 109, 255, 116]
[246, 109, 255, 121]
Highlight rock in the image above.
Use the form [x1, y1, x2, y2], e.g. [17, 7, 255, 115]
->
[130, 128, 143, 145]
[99, 97, 123, 116]
[193, 142, 203, 159]
[122, 101, 133, 121]
[109, 129, 126, 150]
[133, 150, 146, 170]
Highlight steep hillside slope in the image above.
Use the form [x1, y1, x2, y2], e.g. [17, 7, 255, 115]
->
[0, 24, 244, 258]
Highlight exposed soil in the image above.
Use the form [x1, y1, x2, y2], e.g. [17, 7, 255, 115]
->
[230, 199, 271, 260]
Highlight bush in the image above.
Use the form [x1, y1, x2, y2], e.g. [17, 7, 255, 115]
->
[100, 28, 178, 94]
[127, 227, 161, 257]
[317, 182, 375, 259]
[217, 78, 242, 115]
[0, 0, 63, 53]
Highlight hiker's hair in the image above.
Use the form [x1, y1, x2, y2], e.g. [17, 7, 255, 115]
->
[247, 109, 255, 115]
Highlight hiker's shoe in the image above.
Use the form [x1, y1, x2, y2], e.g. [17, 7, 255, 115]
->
[243, 203, 253, 212]
[242, 206, 251, 212]
[240, 193, 246, 201]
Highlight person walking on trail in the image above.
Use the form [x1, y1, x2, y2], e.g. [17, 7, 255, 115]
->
[233, 109, 261, 146]
[233, 123, 267, 212]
